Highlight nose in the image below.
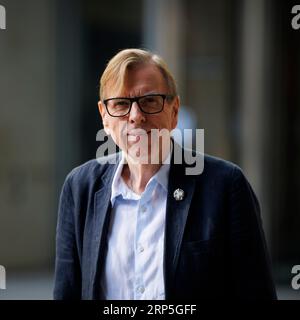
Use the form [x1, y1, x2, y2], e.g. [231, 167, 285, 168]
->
[128, 101, 146, 124]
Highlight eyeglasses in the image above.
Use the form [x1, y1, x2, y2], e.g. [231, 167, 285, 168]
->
[103, 93, 174, 117]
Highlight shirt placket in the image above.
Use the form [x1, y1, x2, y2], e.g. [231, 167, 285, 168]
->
[133, 182, 155, 299]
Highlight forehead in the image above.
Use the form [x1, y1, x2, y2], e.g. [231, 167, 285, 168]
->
[108, 64, 168, 98]
[126, 64, 165, 85]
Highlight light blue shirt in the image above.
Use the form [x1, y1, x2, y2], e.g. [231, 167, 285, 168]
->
[100, 152, 170, 300]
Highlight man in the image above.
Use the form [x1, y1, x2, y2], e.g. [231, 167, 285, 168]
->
[54, 48, 277, 300]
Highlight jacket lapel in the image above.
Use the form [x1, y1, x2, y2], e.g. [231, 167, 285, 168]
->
[90, 156, 120, 299]
[164, 145, 197, 299]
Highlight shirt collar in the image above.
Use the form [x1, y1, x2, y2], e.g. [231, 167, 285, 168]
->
[110, 145, 172, 206]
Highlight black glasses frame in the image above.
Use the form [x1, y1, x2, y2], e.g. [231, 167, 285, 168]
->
[103, 93, 174, 117]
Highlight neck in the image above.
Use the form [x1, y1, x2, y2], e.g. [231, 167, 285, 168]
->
[121, 143, 172, 195]
[122, 162, 161, 195]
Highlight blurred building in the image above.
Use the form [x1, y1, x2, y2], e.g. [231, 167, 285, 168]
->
[0, 0, 299, 299]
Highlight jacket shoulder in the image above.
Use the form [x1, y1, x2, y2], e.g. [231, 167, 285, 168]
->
[204, 154, 239, 174]
[178, 141, 241, 178]
[64, 152, 120, 190]
[202, 154, 251, 190]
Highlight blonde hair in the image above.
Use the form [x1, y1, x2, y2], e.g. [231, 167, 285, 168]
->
[99, 48, 177, 100]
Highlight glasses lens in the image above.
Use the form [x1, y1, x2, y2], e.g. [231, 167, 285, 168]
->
[107, 98, 131, 116]
[139, 95, 164, 113]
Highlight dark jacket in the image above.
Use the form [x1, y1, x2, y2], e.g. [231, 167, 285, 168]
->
[53, 145, 277, 300]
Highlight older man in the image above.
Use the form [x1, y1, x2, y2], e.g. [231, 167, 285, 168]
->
[54, 49, 277, 300]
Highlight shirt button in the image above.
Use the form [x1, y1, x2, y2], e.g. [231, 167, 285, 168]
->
[138, 245, 144, 253]
[141, 206, 146, 213]
[137, 286, 145, 294]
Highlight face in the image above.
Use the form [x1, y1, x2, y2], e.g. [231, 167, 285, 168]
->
[98, 63, 180, 163]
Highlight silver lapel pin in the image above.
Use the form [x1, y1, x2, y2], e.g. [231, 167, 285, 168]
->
[173, 188, 185, 201]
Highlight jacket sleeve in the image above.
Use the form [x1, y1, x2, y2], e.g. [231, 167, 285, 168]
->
[53, 173, 82, 300]
[228, 165, 277, 299]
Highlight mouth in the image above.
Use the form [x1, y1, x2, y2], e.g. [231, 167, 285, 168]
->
[127, 129, 150, 136]
[126, 129, 151, 143]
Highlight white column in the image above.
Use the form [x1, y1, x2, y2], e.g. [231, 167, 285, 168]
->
[0, 0, 56, 268]
[142, 0, 185, 98]
[238, 0, 271, 243]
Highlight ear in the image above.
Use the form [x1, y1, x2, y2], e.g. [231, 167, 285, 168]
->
[98, 101, 110, 135]
[171, 95, 180, 129]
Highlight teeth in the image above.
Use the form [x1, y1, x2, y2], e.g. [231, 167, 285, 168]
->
[127, 135, 139, 142]
[128, 129, 149, 136]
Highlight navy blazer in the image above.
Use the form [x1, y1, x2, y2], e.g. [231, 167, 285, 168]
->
[53, 144, 277, 300]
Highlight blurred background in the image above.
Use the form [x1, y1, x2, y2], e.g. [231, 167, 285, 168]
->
[0, 0, 299, 299]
